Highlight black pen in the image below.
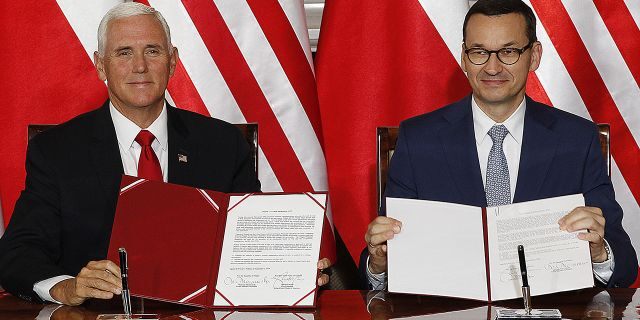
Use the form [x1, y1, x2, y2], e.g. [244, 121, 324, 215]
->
[518, 245, 531, 315]
[119, 248, 132, 316]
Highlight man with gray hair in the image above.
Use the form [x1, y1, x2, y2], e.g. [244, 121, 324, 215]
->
[0, 3, 334, 306]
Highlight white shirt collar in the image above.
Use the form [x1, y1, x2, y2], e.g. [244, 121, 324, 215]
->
[109, 102, 168, 151]
[472, 96, 526, 146]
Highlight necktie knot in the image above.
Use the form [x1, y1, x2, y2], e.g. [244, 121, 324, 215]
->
[135, 130, 156, 147]
[488, 124, 509, 145]
[134, 130, 162, 181]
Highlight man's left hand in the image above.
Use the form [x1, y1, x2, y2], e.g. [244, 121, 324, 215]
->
[559, 206, 607, 262]
[317, 258, 332, 286]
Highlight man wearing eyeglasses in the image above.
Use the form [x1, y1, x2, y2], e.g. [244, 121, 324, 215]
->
[362, 0, 637, 289]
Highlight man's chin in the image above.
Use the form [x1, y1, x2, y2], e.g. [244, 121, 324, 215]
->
[474, 94, 521, 108]
[131, 101, 164, 110]
[112, 99, 164, 111]
[119, 94, 164, 108]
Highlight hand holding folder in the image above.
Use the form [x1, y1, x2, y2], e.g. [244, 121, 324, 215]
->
[364, 216, 403, 274]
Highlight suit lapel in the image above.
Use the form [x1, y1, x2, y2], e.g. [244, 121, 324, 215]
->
[513, 98, 559, 203]
[439, 97, 487, 207]
[88, 102, 197, 207]
[166, 105, 195, 186]
[89, 102, 124, 211]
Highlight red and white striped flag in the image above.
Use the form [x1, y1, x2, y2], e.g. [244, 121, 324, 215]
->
[316, 0, 471, 264]
[523, 0, 640, 285]
[0, 1, 334, 259]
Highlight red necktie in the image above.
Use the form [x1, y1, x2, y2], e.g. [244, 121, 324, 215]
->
[135, 130, 163, 181]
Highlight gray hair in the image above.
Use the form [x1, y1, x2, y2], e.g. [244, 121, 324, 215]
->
[97, 2, 172, 55]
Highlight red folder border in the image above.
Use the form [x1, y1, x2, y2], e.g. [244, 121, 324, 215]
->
[481, 207, 491, 302]
[179, 285, 208, 303]
[197, 188, 220, 213]
[292, 288, 317, 306]
[119, 178, 147, 195]
[303, 192, 326, 210]
[226, 193, 254, 213]
[215, 289, 236, 307]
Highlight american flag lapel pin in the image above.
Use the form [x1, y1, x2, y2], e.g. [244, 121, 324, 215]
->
[178, 154, 188, 163]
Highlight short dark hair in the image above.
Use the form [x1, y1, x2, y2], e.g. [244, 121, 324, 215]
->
[463, 0, 537, 44]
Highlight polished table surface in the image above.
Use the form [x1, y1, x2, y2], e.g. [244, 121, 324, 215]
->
[1, 288, 639, 319]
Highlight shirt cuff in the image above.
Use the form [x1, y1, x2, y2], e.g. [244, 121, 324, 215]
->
[593, 239, 615, 285]
[33, 275, 74, 304]
[366, 255, 387, 290]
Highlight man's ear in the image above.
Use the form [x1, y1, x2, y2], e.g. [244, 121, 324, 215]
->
[529, 41, 543, 72]
[460, 43, 467, 73]
[94, 51, 107, 81]
[169, 47, 178, 77]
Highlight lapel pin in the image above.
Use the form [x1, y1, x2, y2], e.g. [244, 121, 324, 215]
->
[178, 154, 188, 163]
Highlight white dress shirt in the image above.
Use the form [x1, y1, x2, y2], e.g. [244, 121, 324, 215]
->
[110, 102, 169, 182]
[472, 96, 524, 200]
[33, 103, 169, 303]
[367, 96, 613, 289]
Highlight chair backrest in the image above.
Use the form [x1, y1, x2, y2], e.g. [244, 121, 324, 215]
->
[597, 124, 610, 177]
[28, 123, 259, 176]
[376, 127, 399, 213]
[234, 123, 259, 177]
[27, 124, 52, 141]
[376, 124, 612, 213]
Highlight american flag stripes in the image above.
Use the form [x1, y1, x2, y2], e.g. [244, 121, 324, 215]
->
[526, 0, 640, 284]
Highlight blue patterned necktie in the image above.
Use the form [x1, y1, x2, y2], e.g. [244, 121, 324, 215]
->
[485, 124, 511, 206]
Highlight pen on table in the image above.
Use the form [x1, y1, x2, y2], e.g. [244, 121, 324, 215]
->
[518, 244, 532, 315]
[119, 247, 132, 317]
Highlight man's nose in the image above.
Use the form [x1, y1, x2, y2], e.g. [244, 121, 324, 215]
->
[483, 52, 503, 75]
[132, 53, 148, 73]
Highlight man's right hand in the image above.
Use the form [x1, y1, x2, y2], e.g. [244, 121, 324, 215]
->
[364, 216, 402, 274]
[50, 260, 122, 306]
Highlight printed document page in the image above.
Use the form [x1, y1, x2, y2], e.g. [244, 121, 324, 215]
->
[214, 193, 326, 307]
[486, 194, 594, 301]
[386, 198, 488, 300]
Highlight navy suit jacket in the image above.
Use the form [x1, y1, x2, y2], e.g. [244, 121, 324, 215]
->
[360, 95, 637, 288]
[0, 101, 261, 302]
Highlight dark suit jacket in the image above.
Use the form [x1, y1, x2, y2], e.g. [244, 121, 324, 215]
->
[359, 95, 637, 288]
[0, 101, 261, 301]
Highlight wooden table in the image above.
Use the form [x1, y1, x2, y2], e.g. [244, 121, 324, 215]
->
[0, 288, 638, 319]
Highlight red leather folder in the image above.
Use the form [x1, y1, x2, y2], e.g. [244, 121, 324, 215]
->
[108, 175, 326, 308]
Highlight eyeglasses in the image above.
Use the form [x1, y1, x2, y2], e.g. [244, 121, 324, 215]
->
[464, 42, 533, 65]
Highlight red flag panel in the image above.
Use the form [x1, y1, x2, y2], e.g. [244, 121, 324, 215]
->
[316, 0, 470, 263]
[0, 1, 107, 224]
